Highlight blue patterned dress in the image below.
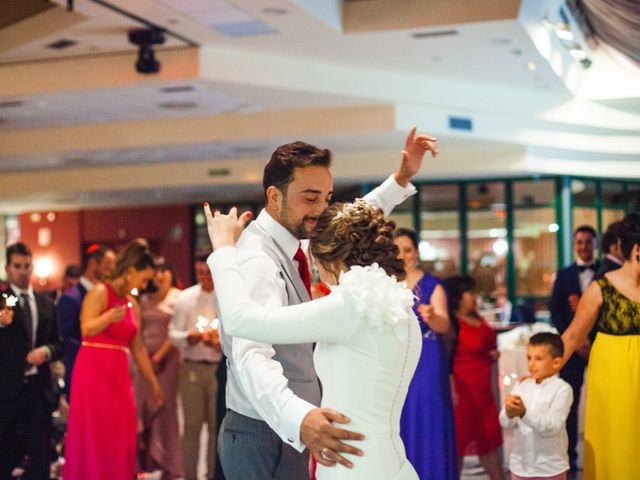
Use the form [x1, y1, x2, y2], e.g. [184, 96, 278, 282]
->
[400, 273, 458, 479]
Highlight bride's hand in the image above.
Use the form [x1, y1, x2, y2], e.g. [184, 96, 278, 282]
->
[203, 203, 253, 250]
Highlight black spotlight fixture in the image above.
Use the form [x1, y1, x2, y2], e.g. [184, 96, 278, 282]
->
[128, 28, 165, 74]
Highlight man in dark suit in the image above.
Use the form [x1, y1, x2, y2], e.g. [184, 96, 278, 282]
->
[549, 225, 599, 473]
[45, 264, 82, 305]
[57, 244, 115, 398]
[595, 221, 624, 280]
[0, 242, 64, 479]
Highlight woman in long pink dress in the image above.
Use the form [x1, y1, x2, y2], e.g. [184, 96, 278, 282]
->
[135, 259, 183, 479]
[65, 239, 163, 480]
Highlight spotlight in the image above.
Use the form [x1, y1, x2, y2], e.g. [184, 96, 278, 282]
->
[128, 28, 165, 74]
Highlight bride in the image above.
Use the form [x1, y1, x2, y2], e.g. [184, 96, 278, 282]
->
[204, 199, 421, 480]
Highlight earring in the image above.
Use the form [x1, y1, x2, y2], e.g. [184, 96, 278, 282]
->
[636, 254, 640, 263]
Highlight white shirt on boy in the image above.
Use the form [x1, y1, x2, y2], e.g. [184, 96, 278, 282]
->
[499, 374, 573, 477]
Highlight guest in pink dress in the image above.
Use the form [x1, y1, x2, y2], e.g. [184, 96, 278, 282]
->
[135, 258, 183, 479]
[64, 239, 163, 480]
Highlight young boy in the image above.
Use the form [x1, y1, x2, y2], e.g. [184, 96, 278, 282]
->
[499, 332, 573, 480]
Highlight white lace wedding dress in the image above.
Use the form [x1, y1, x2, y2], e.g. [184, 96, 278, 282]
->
[208, 246, 421, 479]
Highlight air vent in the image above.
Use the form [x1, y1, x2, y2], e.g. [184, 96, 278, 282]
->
[46, 39, 78, 50]
[232, 145, 264, 155]
[208, 168, 230, 176]
[412, 30, 458, 39]
[158, 101, 198, 110]
[61, 157, 93, 167]
[0, 100, 23, 109]
[160, 85, 195, 93]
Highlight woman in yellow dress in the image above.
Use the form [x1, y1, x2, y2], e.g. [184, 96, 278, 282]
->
[561, 212, 640, 479]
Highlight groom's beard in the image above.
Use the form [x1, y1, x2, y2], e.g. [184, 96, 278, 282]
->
[280, 211, 318, 240]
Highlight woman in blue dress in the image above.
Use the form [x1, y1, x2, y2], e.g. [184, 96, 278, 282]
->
[394, 228, 458, 480]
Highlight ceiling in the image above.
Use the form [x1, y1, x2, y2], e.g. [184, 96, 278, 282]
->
[0, 0, 638, 213]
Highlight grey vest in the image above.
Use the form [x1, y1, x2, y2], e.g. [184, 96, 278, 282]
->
[219, 221, 321, 407]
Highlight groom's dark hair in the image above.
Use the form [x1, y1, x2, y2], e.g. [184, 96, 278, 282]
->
[263, 141, 332, 201]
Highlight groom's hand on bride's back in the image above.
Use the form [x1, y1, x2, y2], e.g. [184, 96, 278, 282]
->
[301, 408, 365, 469]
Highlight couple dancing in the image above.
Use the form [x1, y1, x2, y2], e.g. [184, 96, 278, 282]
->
[208, 128, 437, 480]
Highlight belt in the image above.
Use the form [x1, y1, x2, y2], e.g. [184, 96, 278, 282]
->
[81, 341, 129, 353]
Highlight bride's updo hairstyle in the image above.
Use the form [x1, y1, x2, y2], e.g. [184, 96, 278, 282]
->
[310, 199, 406, 281]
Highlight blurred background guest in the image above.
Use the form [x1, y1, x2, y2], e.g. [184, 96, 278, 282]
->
[595, 220, 624, 280]
[169, 253, 222, 480]
[46, 264, 82, 305]
[64, 239, 162, 480]
[135, 257, 183, 479]
[0, 242, 63, 480]
[445, 275, 504, 480]
[57, 244, 115, 399]
[394, 228, 458, 480]
[561, 212, 640, 480]
[549, 225, 598, 473]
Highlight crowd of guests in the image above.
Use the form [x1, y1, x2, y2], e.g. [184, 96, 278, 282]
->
[0, 132, 637, 480]
[0, 240, 227, 480]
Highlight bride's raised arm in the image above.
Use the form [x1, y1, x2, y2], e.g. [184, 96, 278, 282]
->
[204, 204, 360, 345]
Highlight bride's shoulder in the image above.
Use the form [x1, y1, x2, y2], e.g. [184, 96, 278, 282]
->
[332, 263, 416, 339]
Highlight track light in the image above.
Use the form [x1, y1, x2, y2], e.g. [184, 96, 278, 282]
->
[128, 28, 165, 74]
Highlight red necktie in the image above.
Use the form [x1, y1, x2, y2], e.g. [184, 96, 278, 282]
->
[294, 246, 311, 296]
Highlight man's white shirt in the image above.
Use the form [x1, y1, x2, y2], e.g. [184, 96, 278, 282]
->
[499, 374, 573, 477]
[169, 284, 222, 363]
[218, 174, 416, 451]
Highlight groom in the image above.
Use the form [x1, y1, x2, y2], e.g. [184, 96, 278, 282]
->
[216, 128, 437, 479]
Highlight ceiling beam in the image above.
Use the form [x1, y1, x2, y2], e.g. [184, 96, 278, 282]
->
[0, 104, 394, 156]
[0, 47, 199, 96]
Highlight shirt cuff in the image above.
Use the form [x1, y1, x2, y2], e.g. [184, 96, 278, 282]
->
[383, 174, 416, 200]
[279, 395, 316, 452]
[368, 175, 416, 215]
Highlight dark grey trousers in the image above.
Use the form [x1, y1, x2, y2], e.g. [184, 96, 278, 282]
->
[218, 409, 309, 480]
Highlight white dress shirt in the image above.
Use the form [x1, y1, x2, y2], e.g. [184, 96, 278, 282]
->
[10, 283, 39, 375]
[576, 258, 595, 293]
[221, 174, 416, 451]
[499, 374, 573, 477]
[169, 284, 222, 363]
[79, 275, 94, 292]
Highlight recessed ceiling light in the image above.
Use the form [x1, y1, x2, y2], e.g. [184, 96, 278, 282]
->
[555, 29, 574, 41]
[569, 46, 587, 60]
[527, 62, 537, 71]
[0, 100, 24, 109]
[160, 85, 195, 93]
[46, 39, 78, 50]
[412, 30, 458, 39]
[157, 101, 198, 110]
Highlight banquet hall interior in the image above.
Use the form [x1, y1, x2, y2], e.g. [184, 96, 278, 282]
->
[1, 0, 639, 479]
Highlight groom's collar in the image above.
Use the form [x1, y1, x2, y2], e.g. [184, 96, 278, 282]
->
[256, 209, 301, 260]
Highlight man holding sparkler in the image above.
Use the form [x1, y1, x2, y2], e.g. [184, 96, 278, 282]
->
[169, 253, 223, 480]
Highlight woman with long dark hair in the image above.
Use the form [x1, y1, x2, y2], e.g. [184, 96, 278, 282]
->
[65, 239, 163, 480]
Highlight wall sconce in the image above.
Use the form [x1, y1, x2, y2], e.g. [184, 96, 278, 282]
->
[34, 257, 54, 286]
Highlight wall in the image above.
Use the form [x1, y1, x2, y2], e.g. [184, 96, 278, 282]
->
[18, 210, 81, 291]
[17, 205, 193, 291]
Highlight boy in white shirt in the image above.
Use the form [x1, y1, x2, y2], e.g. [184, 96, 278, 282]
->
[499, 332, 573, 480]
